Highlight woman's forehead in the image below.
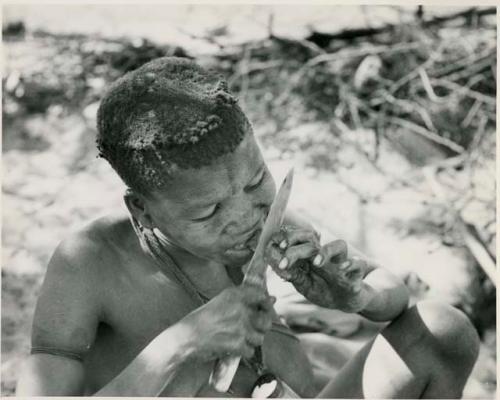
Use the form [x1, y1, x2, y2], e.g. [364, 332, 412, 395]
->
[157, 134, 263, 206]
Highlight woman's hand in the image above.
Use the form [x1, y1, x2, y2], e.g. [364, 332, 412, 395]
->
[265, 226, 373, 313]
[180, 285, 274, 363]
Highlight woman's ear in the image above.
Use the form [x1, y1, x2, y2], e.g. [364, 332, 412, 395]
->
[124, 190, 155, 229]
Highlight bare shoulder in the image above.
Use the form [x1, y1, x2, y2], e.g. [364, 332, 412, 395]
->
[31, 214, 134, 355]
[48, 213, 133, 278]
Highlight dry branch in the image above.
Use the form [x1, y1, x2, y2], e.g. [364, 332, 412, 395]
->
[389, 117, 465, 154]
[430, 79, 496, 106]
[275, 41, 426, 106]
[423, 168, 496, 287]
[305, 7, 496, 47]
[459, 221, 497, 285]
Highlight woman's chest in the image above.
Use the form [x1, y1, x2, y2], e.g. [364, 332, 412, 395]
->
[102, 268, 201, 344]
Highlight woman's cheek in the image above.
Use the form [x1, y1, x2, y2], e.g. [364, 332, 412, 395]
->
[185, 221, 222, 251]
[261, 177, 276, 206]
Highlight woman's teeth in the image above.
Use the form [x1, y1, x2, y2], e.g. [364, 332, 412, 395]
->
[232, 243, 247, 250]
[230, 229, 261, 252]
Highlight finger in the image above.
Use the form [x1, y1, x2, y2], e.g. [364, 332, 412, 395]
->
[269, 230, 287, 247]
[282, 242, 318, 269]
[246, 330, 265, 347]
[264, 241, 284, 268]
[279, 228, 320, 249]
[243, 286, 275, 311]
[253, 296, 275, 313]
[250, 310, 273, 332]
[242, 285, 268, 305]
[241, 343, 255, 359]
[343, 257, 367, 281]
[318, 240, 348, 266]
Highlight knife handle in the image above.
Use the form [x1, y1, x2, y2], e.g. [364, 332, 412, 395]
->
[209, 355, 241, 392]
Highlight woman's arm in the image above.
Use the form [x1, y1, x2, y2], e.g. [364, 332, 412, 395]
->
[265, 215, 409, 321]
[95, 320, 200, 396]
[357, 265, 409, 322]
[18, 233, 274, 397]
[17, 235, 202, 397]
[17, 323, 198, 397]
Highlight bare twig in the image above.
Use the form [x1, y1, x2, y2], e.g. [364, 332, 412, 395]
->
[461, 99, 482, 128]
[237, 45, 252, 108]
[310, 41, 426, 69]
[176, 27, 225, 50]
[431, 154, 467, 172]
[430, 78, 496, 106]
[418, 67, 440, 102]
[466, 115, 489, 187]
[459, 221, 497, 285]
[389, 116, 465, 154]
[369, 91, 436, 132]
[445, 55, 495, 82]
[430, 48, 494, 78]
[357, 97, 466, 161]
[348, 98, 363, 130]
[389, 43, 444, 94]
[305, 7, 496, 47]
[335, 172, 374, 203]
[228, 60, 283, 87]
[267, 13, 274, 38]
[276, 41, 427, 106]
[423, 166, 496, 286]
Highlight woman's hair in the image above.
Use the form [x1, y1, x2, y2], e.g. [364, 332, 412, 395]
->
[96, 57, 251, 194]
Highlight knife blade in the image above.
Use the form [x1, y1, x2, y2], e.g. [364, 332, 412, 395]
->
[209, 168, 294, 393]
[243, 168, 294, 287]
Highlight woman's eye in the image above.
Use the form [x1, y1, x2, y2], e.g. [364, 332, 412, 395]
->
[192, 204, 220, 222]
[247, 171, 266, 191]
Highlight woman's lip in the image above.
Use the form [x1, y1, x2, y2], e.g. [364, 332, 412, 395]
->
[227, 228, 262, 252]
[238, 221, 261, 237]
[231, 221, 262, 244]
[224, 247, 253, 261]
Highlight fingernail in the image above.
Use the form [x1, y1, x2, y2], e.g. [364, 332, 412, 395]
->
[313, 254, 323, 266]
[279, 240, 287, 249]
[270, 296, 277, 304]
[278, 257, 289, 270]
[340, 260, 351, 270]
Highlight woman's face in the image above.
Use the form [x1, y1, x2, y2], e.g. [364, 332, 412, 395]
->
[144, 133, 276, 267]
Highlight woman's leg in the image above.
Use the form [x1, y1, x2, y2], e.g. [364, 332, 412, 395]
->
[317, 301, 480, 398]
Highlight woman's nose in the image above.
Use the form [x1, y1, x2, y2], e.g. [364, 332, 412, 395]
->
[224, 177, 276, 234]
[224, 195, 262, 235]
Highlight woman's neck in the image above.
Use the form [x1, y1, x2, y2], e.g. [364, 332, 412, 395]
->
[153, 227, 212, 272]
[152, 227, 242, 291]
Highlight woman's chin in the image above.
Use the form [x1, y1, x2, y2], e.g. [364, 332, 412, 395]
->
[223, 247, 254, 267]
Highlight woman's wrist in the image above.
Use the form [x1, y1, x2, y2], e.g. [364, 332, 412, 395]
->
[358, 283, 384, 318]
[358, 276, 409, 321]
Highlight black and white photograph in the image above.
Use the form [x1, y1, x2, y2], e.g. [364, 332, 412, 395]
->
[2, 3, 497, 398]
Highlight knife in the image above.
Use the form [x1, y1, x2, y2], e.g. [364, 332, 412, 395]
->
[209, 168, 294, 393]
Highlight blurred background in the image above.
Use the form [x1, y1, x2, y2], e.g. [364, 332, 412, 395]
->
[2, 4, 496, 397]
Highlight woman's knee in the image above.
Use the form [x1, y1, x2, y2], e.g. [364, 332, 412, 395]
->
[411, 300, 479, 370]
[384, 300, 479, 367]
